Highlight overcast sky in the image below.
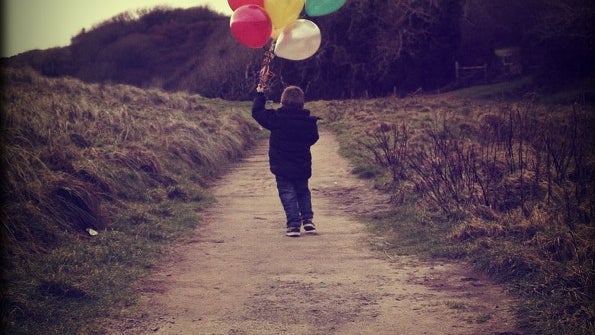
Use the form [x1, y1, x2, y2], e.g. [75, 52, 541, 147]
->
[1, 0, 234, 58]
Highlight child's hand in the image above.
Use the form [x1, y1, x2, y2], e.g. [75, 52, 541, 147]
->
[258, 65, 274, 93]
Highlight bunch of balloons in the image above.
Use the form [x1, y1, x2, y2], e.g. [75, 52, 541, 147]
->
[229, 0, 347, 61]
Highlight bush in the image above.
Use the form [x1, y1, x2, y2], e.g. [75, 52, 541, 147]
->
[316, 91, 594, 334]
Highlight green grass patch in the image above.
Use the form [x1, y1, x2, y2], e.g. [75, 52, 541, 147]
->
[474, 313, 492, 323]
[3, 201, 201, 334]
[449, 76, 594, 106]
[448, 76, 535, 101]
[364, 207, 467, 260]
[445, 301, 468, 310]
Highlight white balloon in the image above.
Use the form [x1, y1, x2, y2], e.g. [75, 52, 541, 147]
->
[274, 19, 321, 61]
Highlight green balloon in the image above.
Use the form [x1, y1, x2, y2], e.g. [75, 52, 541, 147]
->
[305, 0, 347, 17]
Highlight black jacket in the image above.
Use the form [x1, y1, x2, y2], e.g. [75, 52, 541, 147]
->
[252, 92, 319, 180]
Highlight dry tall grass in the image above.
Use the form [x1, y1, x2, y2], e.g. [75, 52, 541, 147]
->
[311, 94, 594, 335]
[2, 67, 257, 248]
[1, 67, 260, 333]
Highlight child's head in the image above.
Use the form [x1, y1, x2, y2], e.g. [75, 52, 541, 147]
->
[280, 86, 304, 109]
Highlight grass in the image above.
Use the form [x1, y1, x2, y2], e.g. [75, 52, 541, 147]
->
[310, 82, 594, 335]
[2, 67, 593, 335]
[445, 301, 468, 310]
[448, 75, 595, 106]
[1, 67, 261, 334]
[364, 207, 467, 260]
[448, 76, 536, 101]
[474, 313, 492, 323]
[5, 201, 205, 334]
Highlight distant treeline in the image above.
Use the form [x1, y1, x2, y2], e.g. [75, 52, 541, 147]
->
[4, 0, 594, 100]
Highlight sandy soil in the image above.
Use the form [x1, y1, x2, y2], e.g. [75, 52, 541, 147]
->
[112, 130, 523, 335]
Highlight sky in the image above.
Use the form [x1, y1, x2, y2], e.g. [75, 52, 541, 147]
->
[1, 0, 234, 58]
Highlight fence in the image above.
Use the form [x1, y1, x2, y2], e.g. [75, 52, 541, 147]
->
[455, 61, 487, 85]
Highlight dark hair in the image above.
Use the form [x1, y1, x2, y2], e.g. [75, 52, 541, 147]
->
[280, 86, 304, 109]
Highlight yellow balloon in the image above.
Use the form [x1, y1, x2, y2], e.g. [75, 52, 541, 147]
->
[264, 0, 304, 30]
[271, 27, 283, 40]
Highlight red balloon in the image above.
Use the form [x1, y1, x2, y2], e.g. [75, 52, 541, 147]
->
[228, 0, 265, 11]
[230, 5, 272, 48]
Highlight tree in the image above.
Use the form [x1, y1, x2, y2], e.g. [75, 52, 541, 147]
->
[278, 0, 463, 98]
[528, 0, 595, 89]
[10, 2, 465, 99]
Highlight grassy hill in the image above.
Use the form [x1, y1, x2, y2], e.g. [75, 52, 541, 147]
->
[4, 6, 262, 101]
[309, 89, 594, 335]
[1, 67, 261, 334]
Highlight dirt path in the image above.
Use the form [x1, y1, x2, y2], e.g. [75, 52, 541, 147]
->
[115, 130, 521, 335]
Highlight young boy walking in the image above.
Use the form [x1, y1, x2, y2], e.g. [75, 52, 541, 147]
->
[252, 84, 319, 237]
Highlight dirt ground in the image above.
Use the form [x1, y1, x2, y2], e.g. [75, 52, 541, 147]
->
[111, 130, 523, 335]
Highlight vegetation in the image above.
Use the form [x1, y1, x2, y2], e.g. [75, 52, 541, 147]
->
[4, 6, 263, 101]
[4, 1, 593, 100]
[0, 67, 260, 334]
[1, 1, 593, 334]
[310, 85, 594, 335]
[1, 69, 593, 335]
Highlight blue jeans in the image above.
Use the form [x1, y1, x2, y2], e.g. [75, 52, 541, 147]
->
[275, 175, 313, 228]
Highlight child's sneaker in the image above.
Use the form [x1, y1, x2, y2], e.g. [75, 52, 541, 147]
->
[286, 226, 301, 237]
[302, 220, 316, 234]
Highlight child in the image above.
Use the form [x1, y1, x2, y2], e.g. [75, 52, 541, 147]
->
[252, 84, 319, 237]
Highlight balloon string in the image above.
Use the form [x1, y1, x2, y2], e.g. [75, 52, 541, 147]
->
[258, 41, 276, 90]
